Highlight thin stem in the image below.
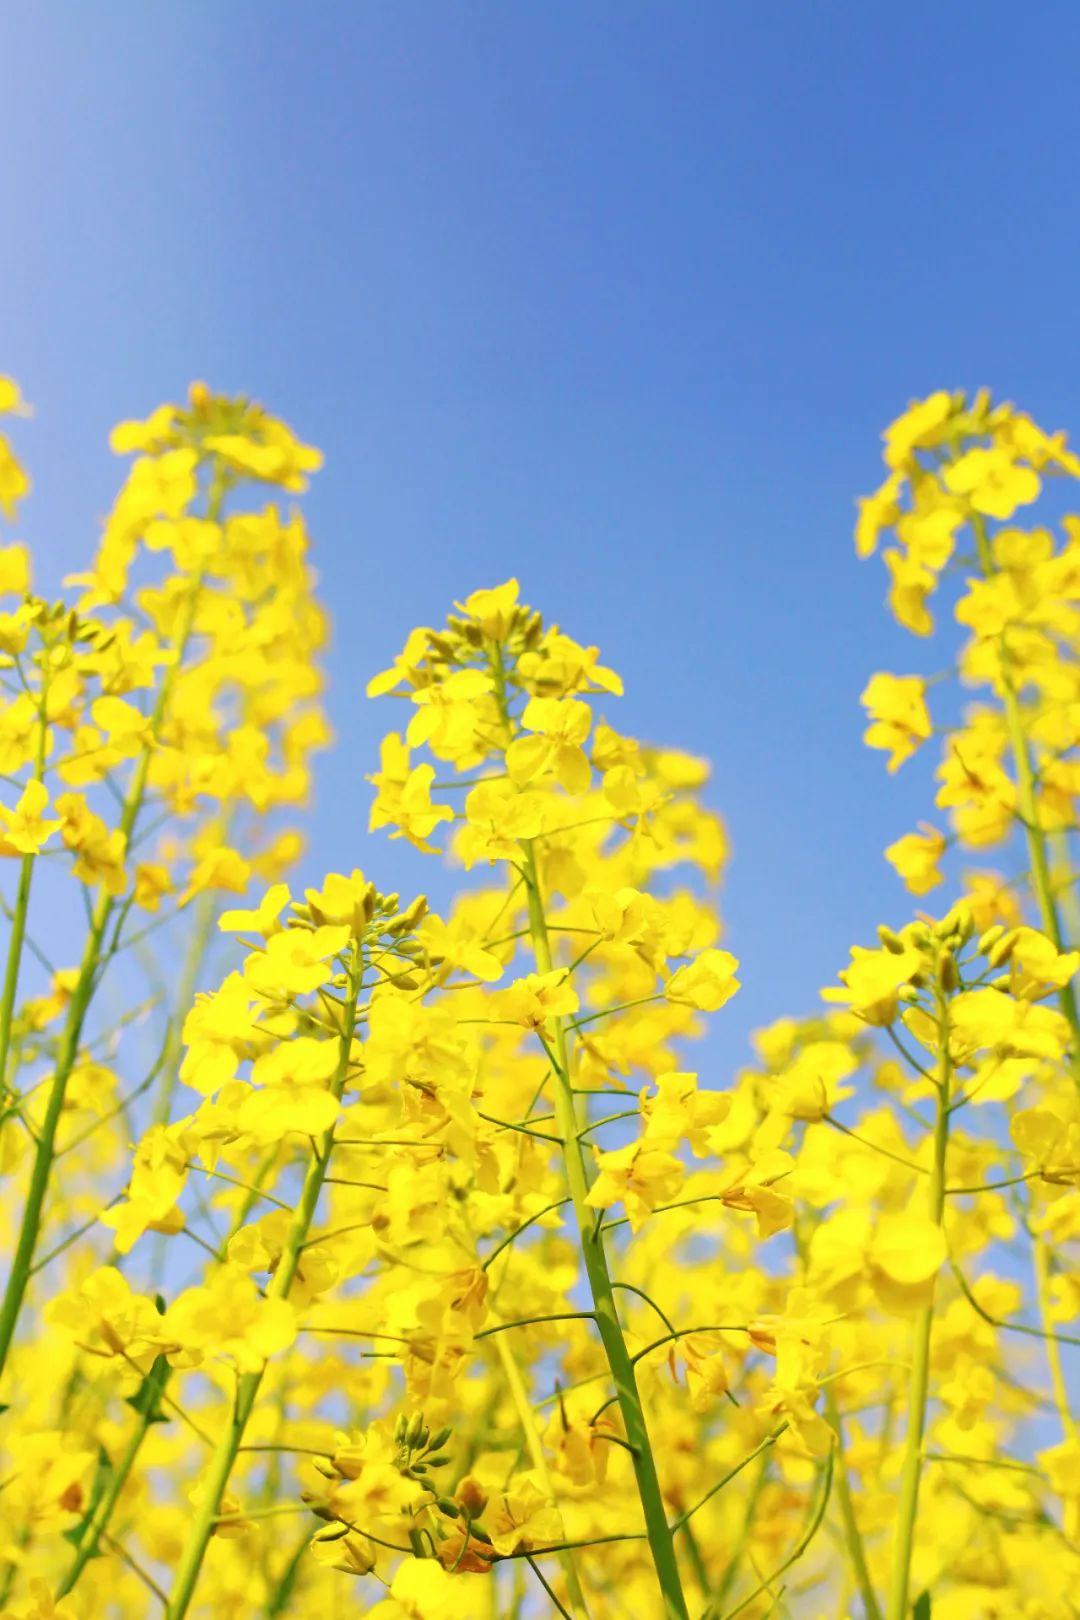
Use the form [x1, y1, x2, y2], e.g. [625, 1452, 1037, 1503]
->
[884, 982, 951, 1620]
[486, 635, 688, 1619]
[823, 1388, 882, 1620]
[521, 836, 689, 1620]
[710, 1451, 833, 1620]
[57, 1357, 171, 1596]
[163, 944, 361, 1620]
[494, 1330, 591, 1619]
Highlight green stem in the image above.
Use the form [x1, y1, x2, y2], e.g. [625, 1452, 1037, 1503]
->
[972, 515, 1080, 1089]
[824, 1388, 882, 1620]
[494, 1331, 591, 1619]
[521, 839, 688, 1620]
[57, 1155, 274, 1599]
[56, 1356, 171, 1597]
[884, 986, 951, 1620]
[487, 641, 687, 1619]
[163, 946, 361, 1620]
[262, 1533, 310, 1618]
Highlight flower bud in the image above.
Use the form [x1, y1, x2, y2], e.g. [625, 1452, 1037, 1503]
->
[939, 949, 959, 993]
[456, 1474, 488, 1517]
[405, 1411, 425, 1448]
[988, 929, 1020, 970]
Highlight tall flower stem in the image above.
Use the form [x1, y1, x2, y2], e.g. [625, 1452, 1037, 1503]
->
[519, 838, 689, 1620]
[486, 641, 688, 1619]
[884, 985, 951, 1620]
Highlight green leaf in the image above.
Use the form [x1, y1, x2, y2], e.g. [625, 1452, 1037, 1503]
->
[124, 1353, 170, 1423]
[914, 1594, 932, 1620]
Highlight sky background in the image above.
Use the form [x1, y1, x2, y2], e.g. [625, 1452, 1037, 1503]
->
[3, 1, 1080, 1080]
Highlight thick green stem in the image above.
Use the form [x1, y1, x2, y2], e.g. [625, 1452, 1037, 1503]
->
[520, 840, 689, 1620]
[163, 948, 360, 1620]
[884, 990, 951, 1620]
[972, 516, 1080, 1089]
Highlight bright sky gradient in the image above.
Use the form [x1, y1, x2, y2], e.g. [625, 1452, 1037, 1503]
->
[4, 2, 1079, 1075]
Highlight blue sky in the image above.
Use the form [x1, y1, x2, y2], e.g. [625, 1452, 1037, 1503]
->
[4, 2, 1079, 1076]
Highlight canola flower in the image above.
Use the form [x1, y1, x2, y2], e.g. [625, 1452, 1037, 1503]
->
[0, 381, 1076, 1620]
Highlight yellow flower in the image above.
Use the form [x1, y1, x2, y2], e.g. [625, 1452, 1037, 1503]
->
[860, 673, 932, 771]
[866, 1210, 947, 1313]
[367, 1559, 489, 1619]
[885, 823, 947, 895]
[665, 948, 740, 1011]
[243, 923, 351, 999]
[484, 1478, 564, 1556]
[506, 695, 592, 793]
[0, 779, 60, 857]
[162, 1269, 297, 1372]
[944, 445, 1041, 520]
[219, 881, 291, 937]
[458, 778, 546, 866]
[495, 970, 579, 1030]
[460, 577, 520, 639]
[585, 1138, 684, 1230]
[822, 942, 923, 1025]
[0, 541, 30, 596]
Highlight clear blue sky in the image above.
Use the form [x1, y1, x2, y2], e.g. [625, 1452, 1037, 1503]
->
[3, 2, 1078, 1076]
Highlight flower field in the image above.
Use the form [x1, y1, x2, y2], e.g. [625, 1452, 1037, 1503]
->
[0, 380, 1076, 1618]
